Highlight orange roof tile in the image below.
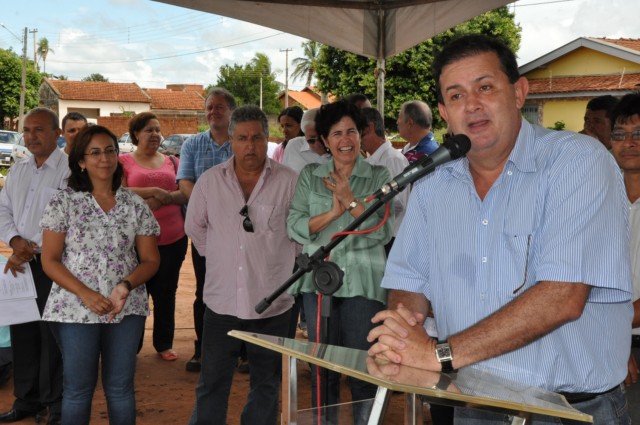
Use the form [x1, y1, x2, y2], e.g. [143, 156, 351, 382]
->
[46, 79, 149, 103]
[527, 74, 640, 95]
[144, 88, 204, 110]
[596, 38, 640, 53]
[287, 91, 322, 109]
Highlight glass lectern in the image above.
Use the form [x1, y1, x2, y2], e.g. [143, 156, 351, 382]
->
[229, 330, 592, 425]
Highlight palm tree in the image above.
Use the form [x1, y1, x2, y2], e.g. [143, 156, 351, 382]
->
[37, 37, 54, 73]
[291, 40, 320, 87]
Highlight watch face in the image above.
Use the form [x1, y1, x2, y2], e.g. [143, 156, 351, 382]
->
[436, 344, 452, 361]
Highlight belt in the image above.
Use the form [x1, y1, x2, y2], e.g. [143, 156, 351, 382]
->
[632, 335, 640, 348]
[559, 385, 619, 404]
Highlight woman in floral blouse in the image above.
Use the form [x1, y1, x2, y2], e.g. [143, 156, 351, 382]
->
[40, 125, 160, 425]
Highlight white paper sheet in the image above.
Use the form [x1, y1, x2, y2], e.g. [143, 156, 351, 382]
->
[0, 261, 37, 300]
[0, 298, 41, 326]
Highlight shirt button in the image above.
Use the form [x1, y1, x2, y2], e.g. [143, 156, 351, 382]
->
[507, 171, 513, 176]
[482, 257, 487, 263]
[239, 266, 243, 271]
[482, 219, 488, 225]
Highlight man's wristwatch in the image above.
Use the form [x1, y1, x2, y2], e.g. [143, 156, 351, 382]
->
[346, 198, 358, 212]
[435, 340, 456, 373]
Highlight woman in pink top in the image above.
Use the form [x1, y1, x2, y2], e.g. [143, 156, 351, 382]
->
[272, 106, 304, 163]
[119, 112, 188, 361]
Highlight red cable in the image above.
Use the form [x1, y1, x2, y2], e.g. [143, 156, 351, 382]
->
[313, 202, 391, 424]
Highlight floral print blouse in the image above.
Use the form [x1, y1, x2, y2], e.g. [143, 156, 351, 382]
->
[40, 187, 160, 324]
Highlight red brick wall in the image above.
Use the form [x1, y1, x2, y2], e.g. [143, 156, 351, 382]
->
[97, 116, 199, 138]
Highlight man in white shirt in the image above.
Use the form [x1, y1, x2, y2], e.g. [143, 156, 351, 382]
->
[0, 108, 69, 425]
[282, 108, 331, 174]
[360, 107, 409, 254]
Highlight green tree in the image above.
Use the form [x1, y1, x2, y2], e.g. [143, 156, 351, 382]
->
[315, 6, 521, 131]
[82, 73, 109, 82]
[291, 40, 321, 87]
[214, 52, 281, 115]
[36, 37, 54, 73]
[0, 48, 41, 128]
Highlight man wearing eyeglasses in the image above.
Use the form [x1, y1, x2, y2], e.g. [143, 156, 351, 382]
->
[184, 105, 299, 425]
[282, 107, 331, 173]
[609, 92, 640, 424]
[0, 108, 68, 425]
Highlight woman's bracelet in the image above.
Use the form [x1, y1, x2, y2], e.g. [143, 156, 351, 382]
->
[119, 279, 133, 291]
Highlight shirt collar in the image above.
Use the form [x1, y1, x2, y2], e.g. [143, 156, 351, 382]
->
[30, 146, 66, 170]
[313, 155, 372, 178]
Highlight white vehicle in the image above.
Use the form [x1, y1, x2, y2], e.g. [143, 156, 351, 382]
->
[118, 133, 136, 153]
[9, 132, 30, 165]
[0, 130, 22, 166]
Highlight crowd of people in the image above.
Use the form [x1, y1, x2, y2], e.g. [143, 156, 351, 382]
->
[0, 33, 639, 425]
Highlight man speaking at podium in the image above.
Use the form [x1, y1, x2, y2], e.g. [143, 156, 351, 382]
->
[368, 35, 632, 424]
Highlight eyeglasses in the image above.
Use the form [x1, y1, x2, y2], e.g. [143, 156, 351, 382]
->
[306, 137, 317, 144]
[513, 234, 532, 295]
[84, 147, 118, 159]
[239, 205, 254, 233]
[611, 130, 640, 142]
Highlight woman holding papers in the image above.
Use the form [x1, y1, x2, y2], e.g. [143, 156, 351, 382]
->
[40, 125, 160, 425]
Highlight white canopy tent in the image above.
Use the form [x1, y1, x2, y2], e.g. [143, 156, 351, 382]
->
[153, 0, 512, 114]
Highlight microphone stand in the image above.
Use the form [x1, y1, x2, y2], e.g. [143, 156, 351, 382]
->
[255, 160, 433, 417]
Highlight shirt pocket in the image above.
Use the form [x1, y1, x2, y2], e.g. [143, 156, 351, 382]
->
[308, 191, 333, 217]
[502, 232, 534, 298]
[267, 204, 288, 233]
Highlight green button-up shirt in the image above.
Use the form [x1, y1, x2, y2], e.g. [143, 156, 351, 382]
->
[287, 156, 393, 303]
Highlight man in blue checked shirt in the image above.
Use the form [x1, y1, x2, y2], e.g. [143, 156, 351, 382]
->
[368, 35, 633, 425]
[177, 87, 236, 373]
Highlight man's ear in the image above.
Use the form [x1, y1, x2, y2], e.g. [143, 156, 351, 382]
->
[514, 77, 529, 110]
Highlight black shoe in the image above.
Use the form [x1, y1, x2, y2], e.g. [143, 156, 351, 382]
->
[0, 408, 43, 423]
[185, 353, 201, 372]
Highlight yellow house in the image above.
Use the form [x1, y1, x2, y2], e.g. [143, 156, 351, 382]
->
[519, 38, 640, 131]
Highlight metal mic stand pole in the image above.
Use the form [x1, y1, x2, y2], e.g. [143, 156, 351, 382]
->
[255, 187, 404, 419]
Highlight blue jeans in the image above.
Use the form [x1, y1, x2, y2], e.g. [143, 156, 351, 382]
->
[453, 383, 630, 424]
[51, 315, 145, 425]
[188, 307, 291, 425]
[302, 293, 384, 424]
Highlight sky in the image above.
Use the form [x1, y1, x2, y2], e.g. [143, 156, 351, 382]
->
[0, 0, 639, 91]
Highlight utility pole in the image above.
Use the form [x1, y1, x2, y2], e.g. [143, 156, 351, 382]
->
[19, 27, 27, 132]
[29, 28, 38, 71]
[280, 48, 292, 108]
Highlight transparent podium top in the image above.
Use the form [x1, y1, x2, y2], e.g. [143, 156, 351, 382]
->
[229, 330, 592, 423]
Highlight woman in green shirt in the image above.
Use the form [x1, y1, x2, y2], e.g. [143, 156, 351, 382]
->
[287, 100, 393, 423]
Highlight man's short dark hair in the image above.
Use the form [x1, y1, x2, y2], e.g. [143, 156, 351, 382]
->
[205, 87, 237, 111]
[229, 105, 269, 138]
[62, 112, 87, 131]
[26, 107, 59, 129]
[432, 34, 520, 104]
[586, 95, 619, 120]
[610, 92, 640, 128]
[361, 107, 386, 138]
[401, 101, 432, 129]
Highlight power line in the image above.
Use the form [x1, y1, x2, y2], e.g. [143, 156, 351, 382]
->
[47, 32, 286, 65]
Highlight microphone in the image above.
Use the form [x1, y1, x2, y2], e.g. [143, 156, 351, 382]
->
[365, 134, 471, 201]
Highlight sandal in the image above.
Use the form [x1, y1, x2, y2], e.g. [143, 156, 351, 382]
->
[158, 349, 178, 361]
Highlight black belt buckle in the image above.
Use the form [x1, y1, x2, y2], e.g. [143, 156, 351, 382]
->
[632, 335, 640, 348]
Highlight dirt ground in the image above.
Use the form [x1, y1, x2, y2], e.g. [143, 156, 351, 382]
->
[0, 242, 412, 424]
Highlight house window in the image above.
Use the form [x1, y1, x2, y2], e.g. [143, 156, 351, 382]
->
[522, 104, 539, 125]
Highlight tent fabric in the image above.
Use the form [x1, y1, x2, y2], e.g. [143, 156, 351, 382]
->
[154, 0, 511, 59]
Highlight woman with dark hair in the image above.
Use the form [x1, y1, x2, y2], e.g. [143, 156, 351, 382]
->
[272, 105, 304, 162]
[119, 112, 188, 361]
[287, 100, 393, 424]
[40, 125, 160, 425]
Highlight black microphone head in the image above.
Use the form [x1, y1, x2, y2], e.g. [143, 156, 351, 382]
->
[443, 134, 471, 159]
